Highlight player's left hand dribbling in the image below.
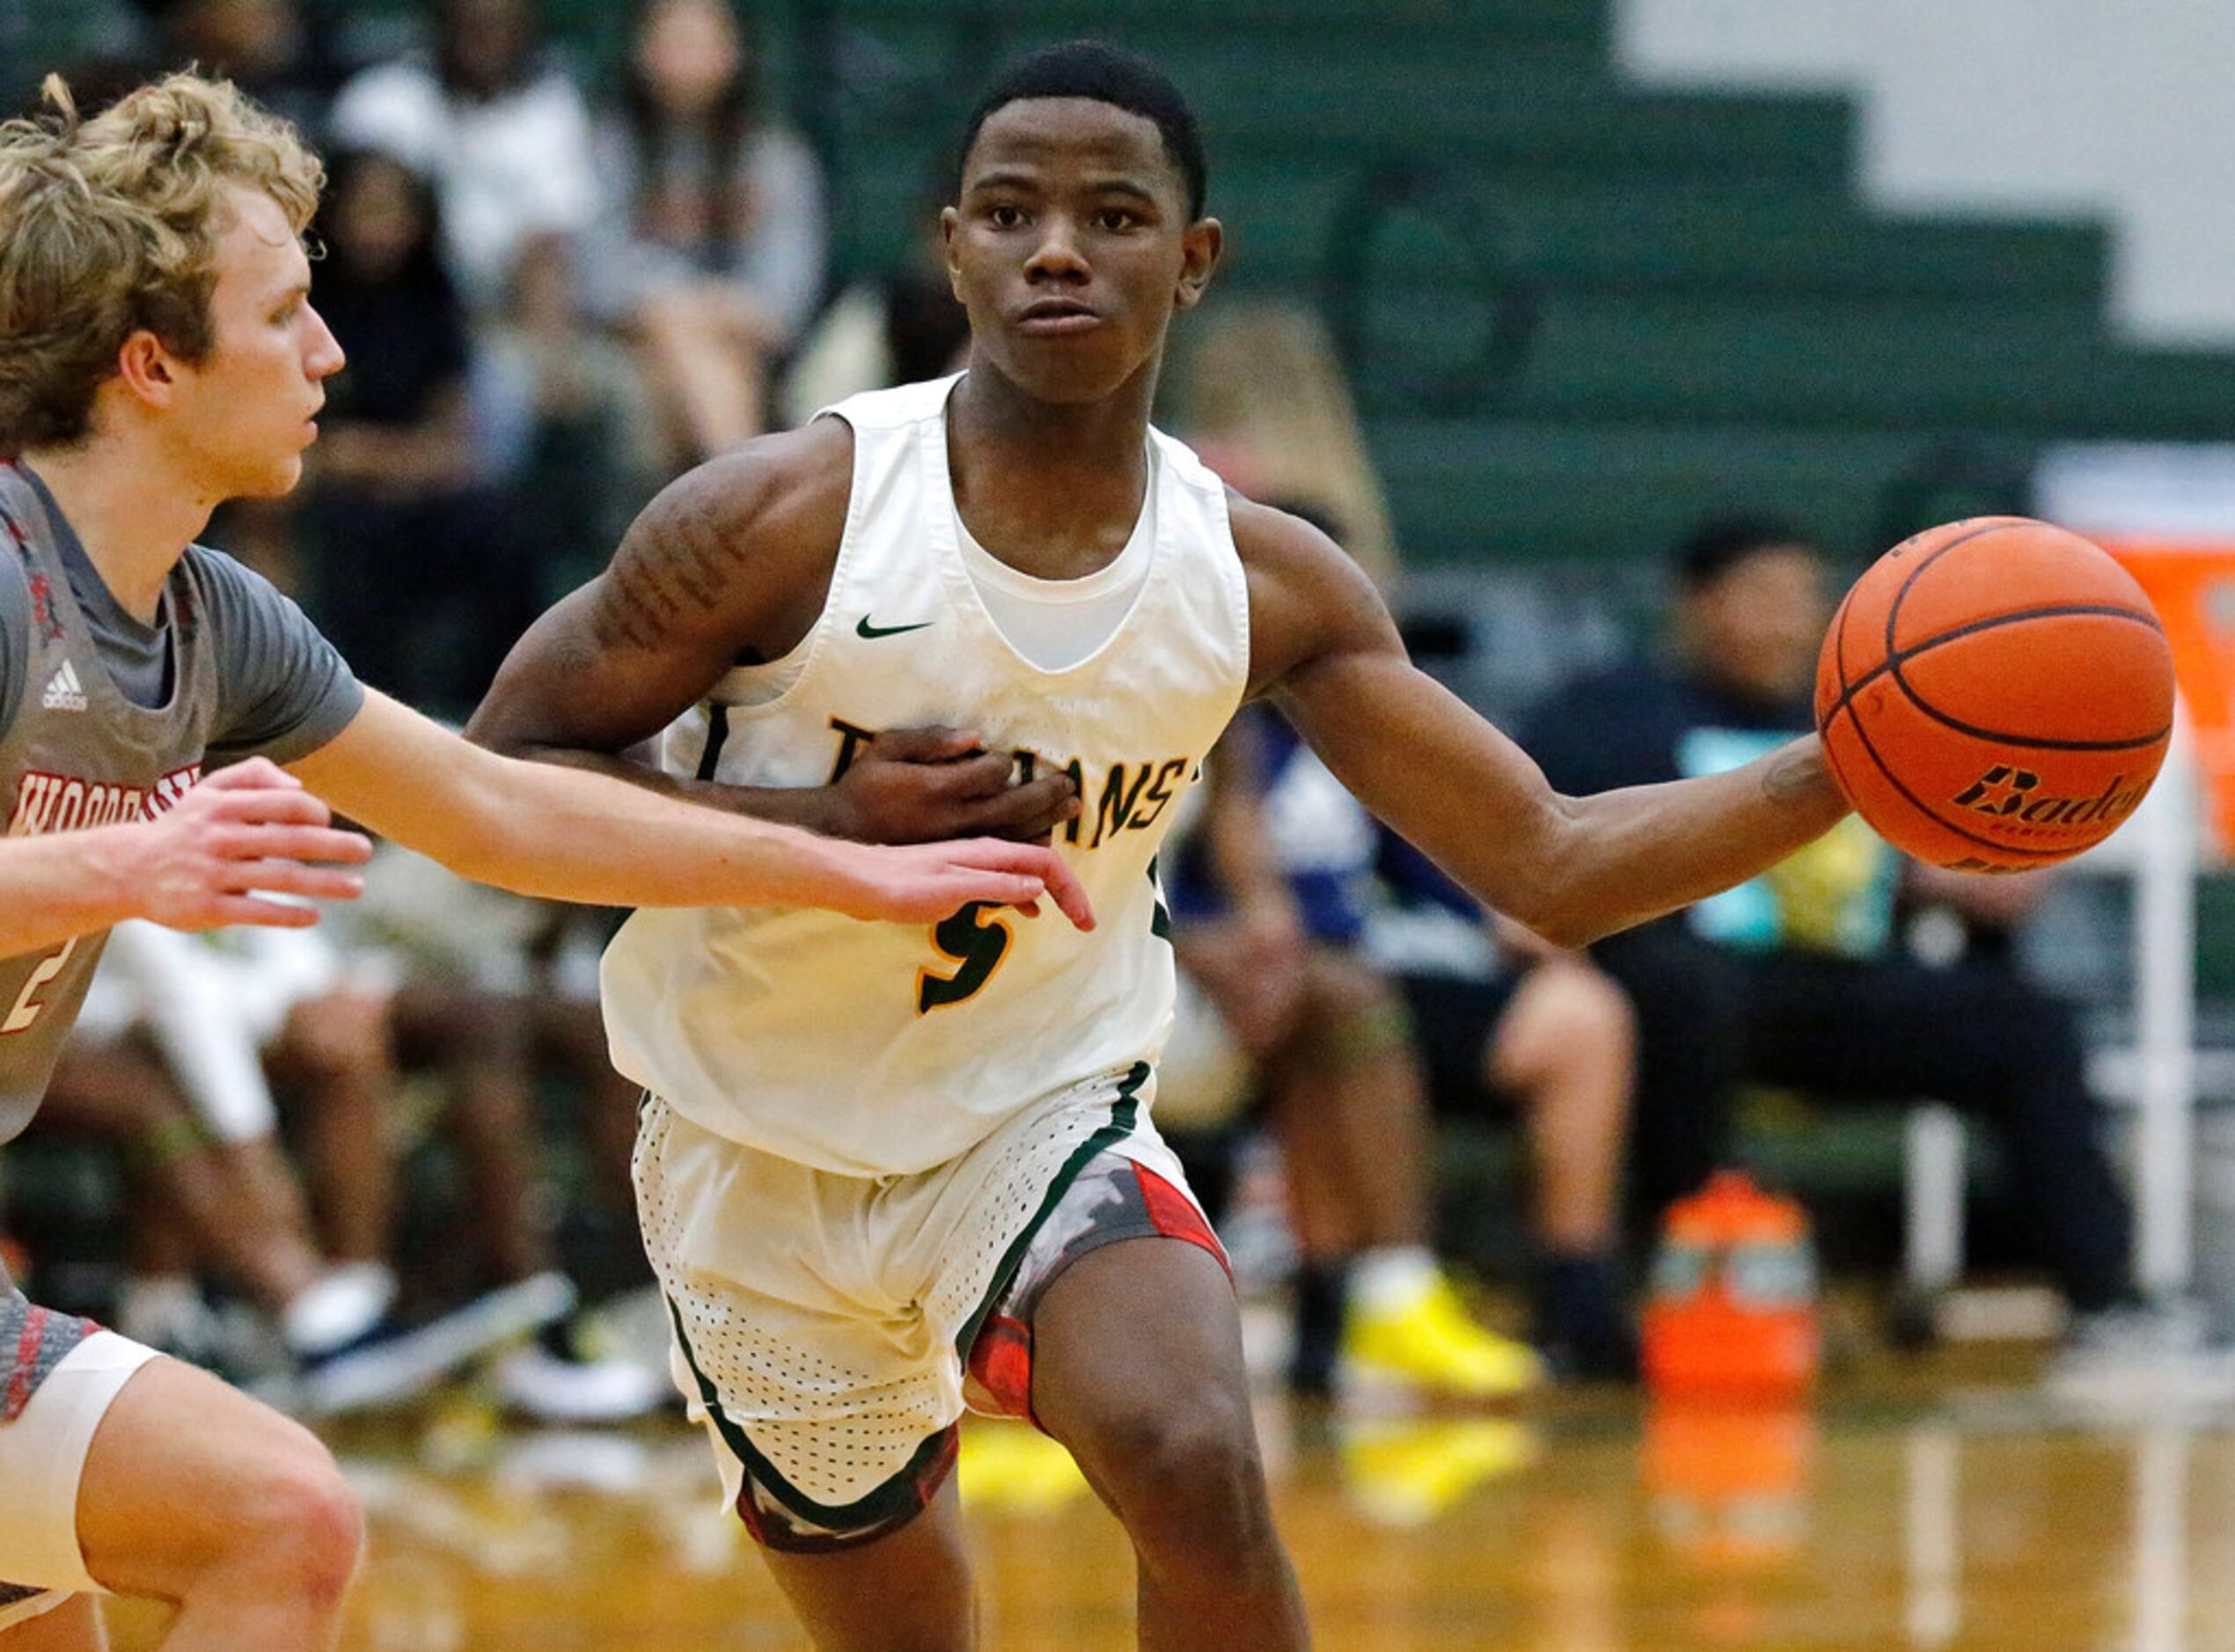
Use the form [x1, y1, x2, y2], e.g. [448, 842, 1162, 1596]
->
[840, 838, 1095, 929]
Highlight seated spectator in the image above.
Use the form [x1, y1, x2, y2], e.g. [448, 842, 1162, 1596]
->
[40, 898, 661, 1421]
[300, 146, 542, 716]
[1162, 715, 1540, 1400]
[581, 0, 828, 464]
[1364, 829, 1638, 1379]
[33, 922, 550, 1413]
[1522, 515, 2222, 1388]
[329, 0, 598, 316]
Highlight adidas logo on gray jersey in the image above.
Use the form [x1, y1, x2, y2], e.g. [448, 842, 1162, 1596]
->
[40, 661, 85, 712]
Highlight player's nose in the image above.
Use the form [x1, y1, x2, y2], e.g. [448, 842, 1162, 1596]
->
[1024, 215, 1090, 281]
[303, 303, 347, 379]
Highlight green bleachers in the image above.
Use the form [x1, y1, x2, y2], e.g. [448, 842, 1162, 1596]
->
[803, 0, 2235, 571]
[1368, 417, 1927, 566]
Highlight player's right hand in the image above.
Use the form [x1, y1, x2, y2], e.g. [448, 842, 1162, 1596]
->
[832, 837, 1096, 930]
[830, 726, 1082, 844]
[132, 758, 373, 931]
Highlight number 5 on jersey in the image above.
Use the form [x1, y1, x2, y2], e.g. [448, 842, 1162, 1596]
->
[917, 903, 1012, 1013]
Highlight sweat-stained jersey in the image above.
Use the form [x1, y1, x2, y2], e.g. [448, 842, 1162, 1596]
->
[600, 375, 1252, 1176]
[0, 460, 363, 1159]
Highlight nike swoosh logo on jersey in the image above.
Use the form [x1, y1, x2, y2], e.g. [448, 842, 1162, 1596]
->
[856, 616, 934, 640]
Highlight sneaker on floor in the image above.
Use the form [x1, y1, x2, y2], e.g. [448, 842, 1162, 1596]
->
[1344, 1275, 1542, 1400]
[494, 1322, 668, 1424]
[2044, 1300, 2235, 1409]
[299, 1272, 576, 1417]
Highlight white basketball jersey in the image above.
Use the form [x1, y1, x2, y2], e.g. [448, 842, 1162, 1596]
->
[601, 376, 1250, 1176]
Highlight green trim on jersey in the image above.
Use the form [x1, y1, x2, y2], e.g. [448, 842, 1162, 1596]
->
[663, 1293, 954, 1532]
[949, 1064, 1149, 1363]
[1147, 857, 1173, 941]
[693, 705, 732, 782]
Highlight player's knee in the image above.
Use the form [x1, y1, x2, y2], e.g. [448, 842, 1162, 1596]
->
[231, 1435, 363, 1611]
[1081, 1392, 1270, 1542]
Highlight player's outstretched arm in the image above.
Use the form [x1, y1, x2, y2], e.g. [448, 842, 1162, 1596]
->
[286, 691, 1093, 927]
[1236, 501, 1848, 947]
[0, 758, 371, 956]
[465, 431, 1078, 845]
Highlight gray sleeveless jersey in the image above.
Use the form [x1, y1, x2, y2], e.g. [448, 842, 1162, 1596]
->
[0, 462, 362, 1151]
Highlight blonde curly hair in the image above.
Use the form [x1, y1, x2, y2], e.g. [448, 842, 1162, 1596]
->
[0, 71, 324, 454]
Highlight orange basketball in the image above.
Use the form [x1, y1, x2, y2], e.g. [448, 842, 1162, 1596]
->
[1813, 516, 2175, 871]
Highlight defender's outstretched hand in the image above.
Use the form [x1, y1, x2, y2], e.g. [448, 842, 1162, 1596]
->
[832, 837, 1096, 928]
[135, 758, 371, 930]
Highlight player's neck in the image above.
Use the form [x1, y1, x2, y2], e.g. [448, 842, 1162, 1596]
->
[18, 435, 213, 625]
[946, 363, 1154, 575]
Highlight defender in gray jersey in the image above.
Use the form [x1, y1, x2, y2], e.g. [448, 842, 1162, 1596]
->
[0, 73, 1087, 1648]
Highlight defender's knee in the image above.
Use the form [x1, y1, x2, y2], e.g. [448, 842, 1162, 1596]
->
[224, 1434, 363, 1612]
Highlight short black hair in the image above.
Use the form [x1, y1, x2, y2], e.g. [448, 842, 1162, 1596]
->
[1671, 514, 1820, 589]
[956, 40, 1207, 220]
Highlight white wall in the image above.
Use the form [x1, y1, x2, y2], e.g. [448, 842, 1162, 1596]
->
[1617, 0, 2235, 346]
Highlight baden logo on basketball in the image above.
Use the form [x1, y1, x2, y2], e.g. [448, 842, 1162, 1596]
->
[1948, 765, 2148, 833]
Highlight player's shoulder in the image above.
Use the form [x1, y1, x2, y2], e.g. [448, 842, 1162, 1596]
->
[175, 539, 268, 617]
[1225, 491, 1369, 598]
[627, 416, 854, 574]
[176, 539, 304, 615]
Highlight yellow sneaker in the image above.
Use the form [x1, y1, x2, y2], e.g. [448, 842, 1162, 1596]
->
[957, 1422, 1091, 1516]
[1340, 1417, 1540, 1526]
[1343, 1275, 1543, 1400]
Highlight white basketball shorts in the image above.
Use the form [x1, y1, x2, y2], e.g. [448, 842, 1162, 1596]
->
[0, 1327, 162, 1627]
[634, 1063, 1222, 1550]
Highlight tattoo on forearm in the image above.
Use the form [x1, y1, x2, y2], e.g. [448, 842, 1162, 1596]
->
[1762, 745, 1824, 805]
[590, 486, 739, 650]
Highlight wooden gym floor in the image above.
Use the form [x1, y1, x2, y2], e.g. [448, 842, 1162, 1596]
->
[95, 1340, 2235, 1651]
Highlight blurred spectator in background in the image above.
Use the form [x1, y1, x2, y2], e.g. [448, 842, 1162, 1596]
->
[330, 0, 597, 316]
[142, 0, 344, 141]
[1523, 515, 2221, 1390]
[302, 148, 541, 715]
[1173, 301, 1398, 588]
[780, 171, 966, 423]
[582, 0, 828, 465]
[478, 227, 663, 602]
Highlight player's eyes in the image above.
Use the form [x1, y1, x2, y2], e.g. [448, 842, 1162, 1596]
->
[986, 204, 1025, 229]
[1096, 208, 1139, 231]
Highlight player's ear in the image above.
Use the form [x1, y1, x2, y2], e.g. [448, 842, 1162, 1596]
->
[939, 204, 965, 299]
[1174, 217, 1222, 311]
[113, 329, 181, 410]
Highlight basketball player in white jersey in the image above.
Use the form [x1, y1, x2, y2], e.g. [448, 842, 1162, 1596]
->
[0, 73, 1085, 1649]
[470, 41, 1850, 1650]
